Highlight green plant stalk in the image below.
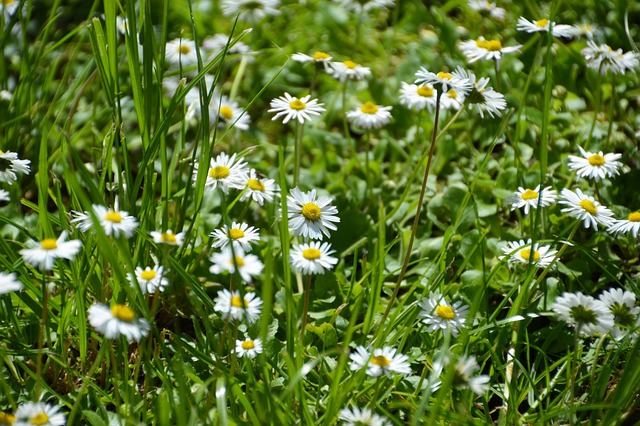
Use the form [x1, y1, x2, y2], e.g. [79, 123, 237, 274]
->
[34, 275, 48, 400]
[294, 120, 302, 187]
[300, 274, 313, 341]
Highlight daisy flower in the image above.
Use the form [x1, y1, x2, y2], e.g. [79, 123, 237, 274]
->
[500, 239, 558, 269]
[349, 345, 411, 377]
[0, 0, 20, 19]
[553, 291, 614, 336]
[240, 169, 279, 206]
[338, 406, 390, 426]
[292, 51, 333, 70]
[599, 288, 640, 339]
[221, 0, 280, 23]
[399, 82, 437, 112]
[209, 247, 264, 283]
[414, 68, 471, 96]
[269, 92, 325, 124]
[0, 271, 23, 294]
[333, 0, 394, 13]
[202, 34, 252, 59]
[327, 60, 372, 82]
[455, 67, 505, 118]
[290, 241, 339, 275]
[71, 204, 139, 238]
[516, 17, 574, 38]
[235, 337, 263, 358]
[0, 189, 9, 202]
[211, 222, 261, 252]
[0, 150, 31, 184]
[20, 232, 82, 271]
[13, 402, 66, 426]
[418, 292, 469, 337]
[567, 146, 623, 181]
[346, 101, 392, 130]
[165, 38, 198, 67]
[211, 95, 251, 131]
[450, 355, 490, 395]
[214, 289, 262, 323]
[510, 185, 557, 214]
[150, 229, 185, 246]
[128, 265, 169, 295]
[559, 188, 615, 229]
[570, 23, 598, 39]
[467, 0, 505, 19]
[88, 303, 151, 342]
[440, 89, 464, 111]
[287, 187, 340, 240]
[608, 211, 640, 237]
[459, 37, 521, 63]
[194, 152, 249, 194]
[0, 411, 15, 425]
[582, 41, 639, 75]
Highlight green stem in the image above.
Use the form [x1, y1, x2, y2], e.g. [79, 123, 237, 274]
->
[35, 275, 49, 400]
[300, 274, 312, 341]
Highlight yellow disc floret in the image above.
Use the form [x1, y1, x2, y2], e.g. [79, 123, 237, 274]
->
[105, 211, 123, 223]
[521, 189, 539, 201]
[587, 154, 605, 166]
[289, 99, 307, 110]
[228, 228, 245, 240]
[579, 199, 597, 215]
[111, 304, 135, 322]
[302, 248, 322, 260]
[209, 166, 230, 179]
[301, 202, 322, 221]
[40, 238, 58, 250]
[247, 179, 265, 192]
[436, 305, 456, 320]
[360, 101, 378, 114]
[140, 269, 156, 281]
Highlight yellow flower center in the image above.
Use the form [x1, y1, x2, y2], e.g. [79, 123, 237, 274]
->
[520, 249, 541, 262]
[209, 165, 230, 179]
[231, 295, 248, 308]
[343, 60, 357, 69]
[29, 413, 49, 426]
[447, 89, 458, 99]
[111, 304, 135, 322]
[40, 238, 58, 250]
[628, 212, 640, 222]
[486, 40, 502, 51]
[241, 339, 255, 350]
[587, 154, 605, 166]
[417, 86, 434, 97]
[140, 269, 156, 280]
[312, 51, 330, 60]
[302, 248, 321, 260]
[437, 71, 452, 80]
[178, 44, 191, 54]
[230, 256, 245, 267]
[435, 304, 456, 320]
[301, 202, 322, 221]
[0, 413, 16, 424]
[360, 101, 378, 114]
[579, 199, 597, 215]
[521, 189, 539, 201]
[247, 178, 265, 192]
[219, 105, 234, 120]
[162, 232, 177, 243]
[105, 211, 122, 223]
[536, 18, 549, 27]
[370, 355, 390, 367]
[289, 99, 307, 110]
[228, 228, 245, 240]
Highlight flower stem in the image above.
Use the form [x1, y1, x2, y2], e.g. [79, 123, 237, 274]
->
[300, 274, 312, 341]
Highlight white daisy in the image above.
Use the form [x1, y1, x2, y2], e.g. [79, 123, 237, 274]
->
[165, 38, 198, 67]
[559, 188, 615, 229]
[71, 204, 139, 238]
[414, 68, 471, 96]
[221, 0, 280, 23]
[0, 410, 15, 425]
[553, 291, 614, 336]
[440, 89, 464, 111]
[0, 150, 31, 184]
[500, 239, 558, 269]
[202, 34, 252, 59]
[128, 265, 169, 295]
[467, 0, 505, 19]
[211, 95, 251, 131]
[459, 37, 521, 63]
[268, 92, 325, 124]
[516, 17, 574, 38]
[451, 355, 490, 395]
[608, 211, 640, 237]
[455, 67, 506, 118]
[150, 229, 185, 246]
[194, 152, 249, 194]
[115, 16, 129, 35]
[599, 288, 640, 339]
[567, 146, 623, 181]
[240, 169, 279, 206]
[333, 0, 394, 13]
[209, 247, 264, 283]
[338, 406, 390, 426]
[349, 345, 411, 377]
[0, 271, 23, 294]
[211, 222, 261, 252]
[214, 289, 262, 323]
[569, 23, 598, 39]
[510, 185, 557, 214]
[235, 337, 263, 358]
[0, 89, 12, 102]
[88, 303, 151, 342]
[287, 187, 340, 240]
[0, 189, 9, 202]
[20, 231, 82, 271]
[13, 402, 66, 426]
[418, 292, 469, 337]
[346, 101, 392, 130]
[399, 82, 437, 112]
[0, 0, 20, 19]
[290, 241, 338, 275]
[327, 60, 372, 82]
[292, 51, 333, 70]
[582, 41, 639, 75]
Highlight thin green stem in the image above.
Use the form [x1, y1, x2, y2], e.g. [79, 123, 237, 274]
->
[300, 274, 312, 341]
